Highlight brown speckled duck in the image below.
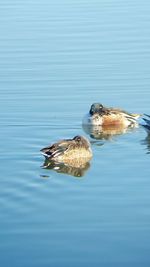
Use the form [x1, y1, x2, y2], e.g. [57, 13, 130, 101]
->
[40, 135, 92, 165]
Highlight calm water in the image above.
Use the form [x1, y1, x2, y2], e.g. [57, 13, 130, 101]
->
[1, 0, 150, 266]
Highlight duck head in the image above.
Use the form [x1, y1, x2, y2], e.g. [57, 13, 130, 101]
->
[89, 103, 105, 115]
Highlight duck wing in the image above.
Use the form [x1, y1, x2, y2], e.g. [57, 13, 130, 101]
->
[110, 107, 140, 120]
[40, 139, 73, 158]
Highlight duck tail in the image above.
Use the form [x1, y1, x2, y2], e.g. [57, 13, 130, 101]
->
[40, 147, 53, 158]
[131, 113, 141, 119]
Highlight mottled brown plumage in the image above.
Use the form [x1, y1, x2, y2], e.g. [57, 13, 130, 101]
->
[40, 135, 92, 164]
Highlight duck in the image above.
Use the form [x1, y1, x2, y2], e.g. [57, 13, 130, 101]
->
[83, 103, 141, 128]
[40, 135, 92, 166]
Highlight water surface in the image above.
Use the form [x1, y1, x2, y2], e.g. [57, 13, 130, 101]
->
[1, 0, 150, 266]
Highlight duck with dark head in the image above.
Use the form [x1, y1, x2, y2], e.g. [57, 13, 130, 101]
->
[83, 103, 141, 140]
[86, 103, 141, 127]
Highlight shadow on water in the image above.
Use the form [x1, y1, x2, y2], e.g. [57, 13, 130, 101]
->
[82, 123, 138, 141]
[41, 158, 91, 178]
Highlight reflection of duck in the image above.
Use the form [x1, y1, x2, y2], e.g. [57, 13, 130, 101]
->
[40, 135, 92, 165]
[83, 103, 140, 128]
[141, 134, 150, 154]
[82, 123, 131, 140]
[42, 158, 90, 178]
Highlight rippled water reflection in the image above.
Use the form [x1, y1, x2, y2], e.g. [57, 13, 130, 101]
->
[1, 0, 150, 266]
[42, 158, 91, 177]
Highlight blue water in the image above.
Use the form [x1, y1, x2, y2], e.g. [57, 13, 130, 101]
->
[1, 0, 150, 266]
